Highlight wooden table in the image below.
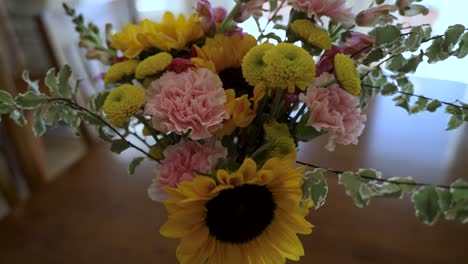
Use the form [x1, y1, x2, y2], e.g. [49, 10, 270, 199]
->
[0, 77, 467, 263]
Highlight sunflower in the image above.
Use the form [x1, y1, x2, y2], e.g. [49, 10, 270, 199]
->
[138, 12, 204, 52]
[192, 33, 257, 97]
[160, 157, 313, 264]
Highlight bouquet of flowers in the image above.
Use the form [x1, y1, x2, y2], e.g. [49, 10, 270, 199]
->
[1, 0, 467, 263]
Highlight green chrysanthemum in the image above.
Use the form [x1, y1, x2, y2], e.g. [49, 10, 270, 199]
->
[241, 43, 274, 86]
[103, 84, 145, 127]
[262, 43, 316, 92]
[135, 52, 173, 79]
[104, 59, 140, 84]
[334, 53, 361, 96]
[264, 120, 296, 164]
[290, 19, 332, 50]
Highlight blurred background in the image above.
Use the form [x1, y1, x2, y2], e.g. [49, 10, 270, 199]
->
[0, 0, 467, 263]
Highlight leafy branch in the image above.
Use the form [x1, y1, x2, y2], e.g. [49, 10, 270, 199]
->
[297, 160, 468, 225]
[48, 98, 159, 162]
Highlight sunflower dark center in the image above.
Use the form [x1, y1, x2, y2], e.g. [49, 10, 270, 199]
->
[205, 184, 276, 244]
[218, 67, 253, 98]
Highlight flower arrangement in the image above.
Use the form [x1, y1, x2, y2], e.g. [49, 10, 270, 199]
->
[1, 0, 468, 263]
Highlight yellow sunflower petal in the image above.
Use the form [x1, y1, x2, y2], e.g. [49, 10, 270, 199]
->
[176, 226, 213, 264]
[265, 222, 305, 261]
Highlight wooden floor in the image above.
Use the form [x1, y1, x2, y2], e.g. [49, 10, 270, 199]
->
[1, 77, 468, 263]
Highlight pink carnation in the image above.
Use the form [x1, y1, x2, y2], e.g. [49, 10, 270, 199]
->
[147, 139, 227, 202]
[290, 0, 354, 26]
[145, 68, 229, 140]
[299, 73, 366, 151]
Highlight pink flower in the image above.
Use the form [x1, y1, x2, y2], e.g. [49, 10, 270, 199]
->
[356, 5, 398, 27]
[147, 139, 227, 201]
[166, 58, 194, 73]
[290, 0, 354, 26]
[145, 68, 229, 140]
[195, 0, 227, 34]
[299, 73, 366, 151]
[235, 0, 268, 23]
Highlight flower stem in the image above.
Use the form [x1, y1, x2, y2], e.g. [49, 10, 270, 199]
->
[220, 0, 242, 31]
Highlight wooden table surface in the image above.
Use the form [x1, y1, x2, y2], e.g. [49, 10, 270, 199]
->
[0, 77, 467, 263]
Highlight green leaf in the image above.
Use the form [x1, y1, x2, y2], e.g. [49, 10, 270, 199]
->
[376, 0, 385, 4]
[57, 65, 73, 98]
[44, 104, 65, 128]
[45, 68, 58, 96]
[128, 157, 145, 175]
[79, 112, 102, 125]
[443, 24, 465, 51]
[98, 126, 114, 142]
[412, 186, 441, 225]
[363, 49, 384, 65]
[359, 181, 401, 200]
[436, 188, 454, 219]
[32, 108, 46, 137]
[405, 27, 424, 52]
[399, 51, 424, 73]
[269, 0, 278, 11]
[381, 83, 398, 96]
[0, 103, 13, 115]
[386, 54, 405, 72]
[15, 91, 49, 109]
[388, 177, 417, 193]
[88, 91, 109, 113]
[10, 109, 27, 127]
[357, 168, 382, 180]
[371, 25, 401, 46]
[295, 112, 323, 141]
[445, 104, 462, 115]
[425, 38, 450, 63]
[455, 32, 468, 58]
[446, 114, 463, 131]
[426, 99, 442, 112]
[110, 139, 130, 154]
[450, 179, 468, 202]
[410, 97, 429, 114]
[302, 169, 328, 209]
[338, 172, 369, 208]
[0, 90, 14, 106]
[21, 71, 40, 93]
[393, 95, 410, 112]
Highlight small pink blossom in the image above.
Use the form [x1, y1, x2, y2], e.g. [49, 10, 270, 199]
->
[290, 0, 354, 26]
[299, 73, 366, 151]
[235, 0, 268, 23]
[356, 5, 398, 27]
[145, 68, 229, 140]
[166, 58, 194, 73]
[195, 0, 227, 34]
[147, 139, 227, 201]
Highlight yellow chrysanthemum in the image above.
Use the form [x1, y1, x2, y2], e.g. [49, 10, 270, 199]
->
[135, 52, 173, 79]
[263, 43, 316, 93]
[290, 19, 332, 50]
[264, 121, 297, 164]
[138, 12, 204, 52]
[192, 34, 257, 73]
[214, 89, 256, 137]
[110, 24, 146, 59]
[104, 59, 140, 84]
[103, 84, 145, 127]
[241, 43, 275, 86]
[160, 157, 313, 264]
[334, 53, 361, 96]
